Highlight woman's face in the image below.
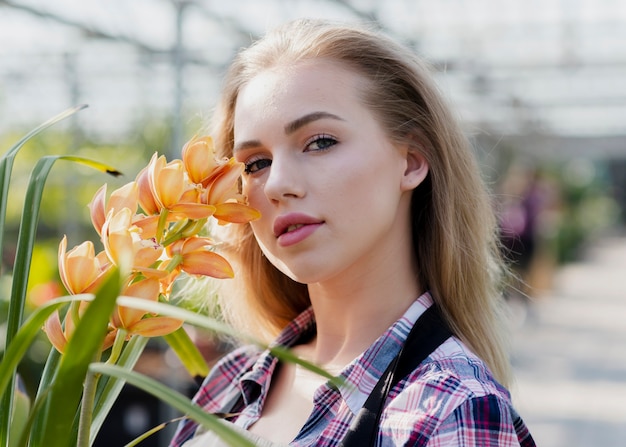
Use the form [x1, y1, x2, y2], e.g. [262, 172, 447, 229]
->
[233, 59, 427, 285]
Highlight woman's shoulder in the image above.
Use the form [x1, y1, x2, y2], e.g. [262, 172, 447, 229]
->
[390, 336, 511, 413]
[381, 336, 532, 446]
[421, 336, 509, 396]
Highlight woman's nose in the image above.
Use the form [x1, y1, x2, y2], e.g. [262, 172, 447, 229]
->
[263, 154, 305, 201]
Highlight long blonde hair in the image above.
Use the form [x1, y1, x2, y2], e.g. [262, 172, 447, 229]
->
[211, 19, 512, 386]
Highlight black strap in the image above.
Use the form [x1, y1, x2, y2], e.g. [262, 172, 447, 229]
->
[339, 305, 452, 447]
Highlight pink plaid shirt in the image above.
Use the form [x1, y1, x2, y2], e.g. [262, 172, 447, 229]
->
[170, 292, 535, 446]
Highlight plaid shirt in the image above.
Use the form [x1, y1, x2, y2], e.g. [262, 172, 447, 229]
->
[170, 292, 535, 446]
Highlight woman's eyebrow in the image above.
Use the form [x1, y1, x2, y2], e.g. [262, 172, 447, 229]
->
[284, 111, 344, 135]
[233, 139, 261, 153]
[234, 111, 344, 153]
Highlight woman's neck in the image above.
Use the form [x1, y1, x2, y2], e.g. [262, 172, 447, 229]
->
[305, 261, 422, 367]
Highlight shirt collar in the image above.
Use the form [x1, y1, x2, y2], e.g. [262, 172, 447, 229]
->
[237, 292, 433, 415]
[337, 292, 433, 415]
[238, 307, 317, 406]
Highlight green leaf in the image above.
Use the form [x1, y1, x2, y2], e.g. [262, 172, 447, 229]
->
[4, 154, 120, 351]
[0, 104, 87, 270]
[163, 327, 210, 378]
[0, 295, 75, 403]
[28, 341, 62, 443]
[58, 156, 122, 177]
[1, 105, 88, 161]
[115, 297, 343, 387]
[35, 269, 122, 447]
[89, 363, 255, 447]
[89, 336, 149, 445]
[5, 157, 60, 351]
[0, 155, 56, 447]
[1, 153, 120, 447]
[8, 384, 30, 447]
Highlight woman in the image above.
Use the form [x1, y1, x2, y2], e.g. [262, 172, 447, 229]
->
[171, 19, 535, 446]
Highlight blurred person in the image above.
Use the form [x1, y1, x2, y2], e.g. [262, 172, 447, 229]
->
[170, 19, 535, 447]
[498, 162, 559, 301]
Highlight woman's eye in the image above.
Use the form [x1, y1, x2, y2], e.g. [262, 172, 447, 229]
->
[244, 158, 272, 174]
[305, 135, 337, 151]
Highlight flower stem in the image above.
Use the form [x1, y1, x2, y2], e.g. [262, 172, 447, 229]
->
[166, 254, 183, 273]
[70, 300, 81, 326]
[77, 350, 102, 447]
[107, 329, 128, 365]
[156, 209, 169, 243]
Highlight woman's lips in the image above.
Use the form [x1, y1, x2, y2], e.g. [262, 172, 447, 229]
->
[273, 213, 324, 247]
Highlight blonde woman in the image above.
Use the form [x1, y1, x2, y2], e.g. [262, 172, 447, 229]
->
[171, 19, 535, 447]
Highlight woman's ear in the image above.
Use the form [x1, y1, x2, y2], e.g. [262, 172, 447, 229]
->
[400, 147, 429, 192]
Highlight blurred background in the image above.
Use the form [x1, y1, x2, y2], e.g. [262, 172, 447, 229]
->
[1, 0, 625, 446]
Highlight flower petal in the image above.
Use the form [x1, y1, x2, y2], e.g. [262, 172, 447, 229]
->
[167, 236, 212, 257]
[128, 316, 183, 337]
[102, 327, 119, 351]
[136, 156, 161, 215]
[182, 135, 218, 184]
[102, 208, 134, 266]
[60, 239, 100, 294]
[88, 184, 107, 236]
[204, 159, 245, 205]
[169, 203, 216, 220]
[181, 250, 234, 279]
[213, 202, 261, 224]
[43, 311, 68, 353]
[108, 182, 139, 217]
[116, 278, 160, 328]
[133, 238, 163, 269]
[132, 214, 160, 240]
[152, 157, 185, 209]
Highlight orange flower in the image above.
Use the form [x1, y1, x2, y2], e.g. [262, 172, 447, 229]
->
[213, 202, 261, 224]
[101, 208, 135, 267]
[88, 182, 139, 236]
[202, 158, 244, 205]
[200, 158, 261, 224]
[136, 161, 160, 216]
[43, 305, 117, 354]
[166, 236, 234, 279]
[150, 154, 186, 209]
[100, 208, 170, 279]
[182, 135, 218, 184]
[58, 236, 112, 295]
[132, 237, 164, 270]
[111, 277, 182, 337]
[146, 153, 216, 220]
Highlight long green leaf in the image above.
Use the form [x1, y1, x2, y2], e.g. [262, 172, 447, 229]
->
[163, 327, 210, 379]
[0, 157, 13, 275]
[28, 299, 139, 445]
[1, 105, 88, 161]
[5, 155, 120, 348]
[0, 296, 76, 400]
[28, 340, 62, 443]
[0, 295, 76, 447]
[5, 154, 120, 347]
[11, 386, 50, 447]
[116, 297, 342, 387]
[5, 157, 59, 351]
[89, 363, 255, 447]
[8, 386, 29, 447]
[1, 154, 120, 447]
[0, 154, 54, 447]
[0, 104, 87, 276]
[34, 269, 122, 447]
[89, 335, 149, 445]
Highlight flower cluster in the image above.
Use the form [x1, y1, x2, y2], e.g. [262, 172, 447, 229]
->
[43, 135, 260, 353]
